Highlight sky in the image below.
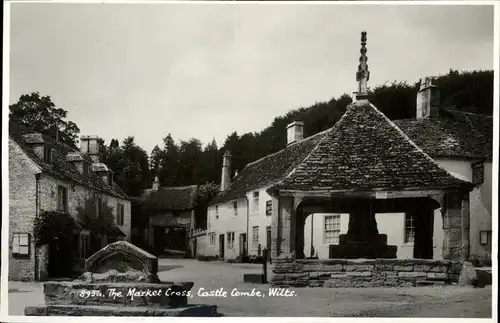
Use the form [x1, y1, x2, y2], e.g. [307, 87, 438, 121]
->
[8, 3, 494, 153]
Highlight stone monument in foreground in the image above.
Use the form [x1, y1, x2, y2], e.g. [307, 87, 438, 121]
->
[25, 241, 219, 316]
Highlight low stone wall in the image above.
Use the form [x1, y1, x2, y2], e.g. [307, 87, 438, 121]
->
[270, 259, 462, 287]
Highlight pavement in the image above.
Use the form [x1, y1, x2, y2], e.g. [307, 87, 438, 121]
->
[7, 258, 493, 317]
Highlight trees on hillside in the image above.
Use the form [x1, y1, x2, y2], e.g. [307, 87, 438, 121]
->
[9, 92, 80, 147]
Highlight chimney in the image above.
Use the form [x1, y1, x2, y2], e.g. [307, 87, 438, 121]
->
[152, 176, 160, 191]
[221, 151, 231, 191]
[66, 152, 89, 176]
[286, 121, 304, 146]
[23, 133, 46, 160]
[416, 77, 440, 118]
[80, 135, 100, 163]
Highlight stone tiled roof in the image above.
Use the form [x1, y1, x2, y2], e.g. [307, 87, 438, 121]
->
[271, 101, 472, 192]
[140, 185, 198, 211]
[9, 121, 129, 200]
[210, 101, 478, 204]
[394, 109, 493, 160]
[209, 130, 327, 205]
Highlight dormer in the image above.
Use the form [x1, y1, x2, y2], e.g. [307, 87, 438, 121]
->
[92, 163, 113, 186]
[23, 133, 53, 163]
[66, 151, 90, 176]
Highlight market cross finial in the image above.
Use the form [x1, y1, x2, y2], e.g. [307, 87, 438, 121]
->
[356, 31, 370, 100]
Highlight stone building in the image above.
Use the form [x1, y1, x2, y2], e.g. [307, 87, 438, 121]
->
[197, 32, 492, 266]
[137, 179, 199, 257]
[8, 122, 131, 281]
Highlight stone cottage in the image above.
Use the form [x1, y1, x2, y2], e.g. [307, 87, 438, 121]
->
[8, 122, 132, 281]
[137, 178, 199, 257]
[198, 33, 492, 266]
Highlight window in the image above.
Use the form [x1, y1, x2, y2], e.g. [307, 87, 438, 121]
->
[215, 205, 219, 219]
[252, 226, 259, 249]
[252, 191, 259, 213]
[57, 186, 68, 212]
[233, 201, 238, 216]
[117, 203, 125, 226]
[479, 231, 491, 245]
[12, 233, 30, 257]
[404, 214, 415, 244]
[209, 233, 216, 246]
[227, 232, 235, 249]
[43, 146, 53, 164]
[266, 200, 272, 216]
[472, 163, 484, 185]
[324, 215, 341, 244]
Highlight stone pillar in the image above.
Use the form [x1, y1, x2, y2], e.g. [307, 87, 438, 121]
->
[270, 197, 280, 259]
[346, 199, 378, 241]
[279, 196, 296, 256]
[442, 191, 462, 260]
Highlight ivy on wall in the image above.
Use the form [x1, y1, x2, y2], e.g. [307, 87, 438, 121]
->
[33, 210, 79, 247]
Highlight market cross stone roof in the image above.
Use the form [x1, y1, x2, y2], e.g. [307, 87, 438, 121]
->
[270, 101, 472, 193]
[9, 121, 129, 200]
[139, 185, 198, 211]
[210, 100, 481, 205]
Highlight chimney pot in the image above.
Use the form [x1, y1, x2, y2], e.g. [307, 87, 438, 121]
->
[286, 121, 304, 146]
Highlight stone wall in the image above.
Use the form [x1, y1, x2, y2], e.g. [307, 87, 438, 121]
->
[270, 258, 462, 287]
[38, 176, 132, 241]
[9, 138, 132, 281]
[9, 139, 39, 281]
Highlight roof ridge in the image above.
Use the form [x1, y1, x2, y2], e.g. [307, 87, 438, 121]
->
[246, 127, 332, 168]
[269, 105, 353, 190]
[368, 102, 469, 184]
[443, 108, 493, 118]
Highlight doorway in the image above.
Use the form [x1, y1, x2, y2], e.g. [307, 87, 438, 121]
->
[219, 234, 225, 259]
[239, 233, 247, 257]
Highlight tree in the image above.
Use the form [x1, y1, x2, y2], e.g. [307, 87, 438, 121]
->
[9, 92, 80, 147]
[158, 134, 180, 186]
[150, 145, 163, 177]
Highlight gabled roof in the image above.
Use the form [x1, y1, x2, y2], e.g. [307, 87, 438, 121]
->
[270, 101, 472, 193]
[9, 121, 129, 200]
[210, 130, 326, 205]
[210, 101, 476, 205]
[394, 109, 493, 160]
[139, 185, 198, 211]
